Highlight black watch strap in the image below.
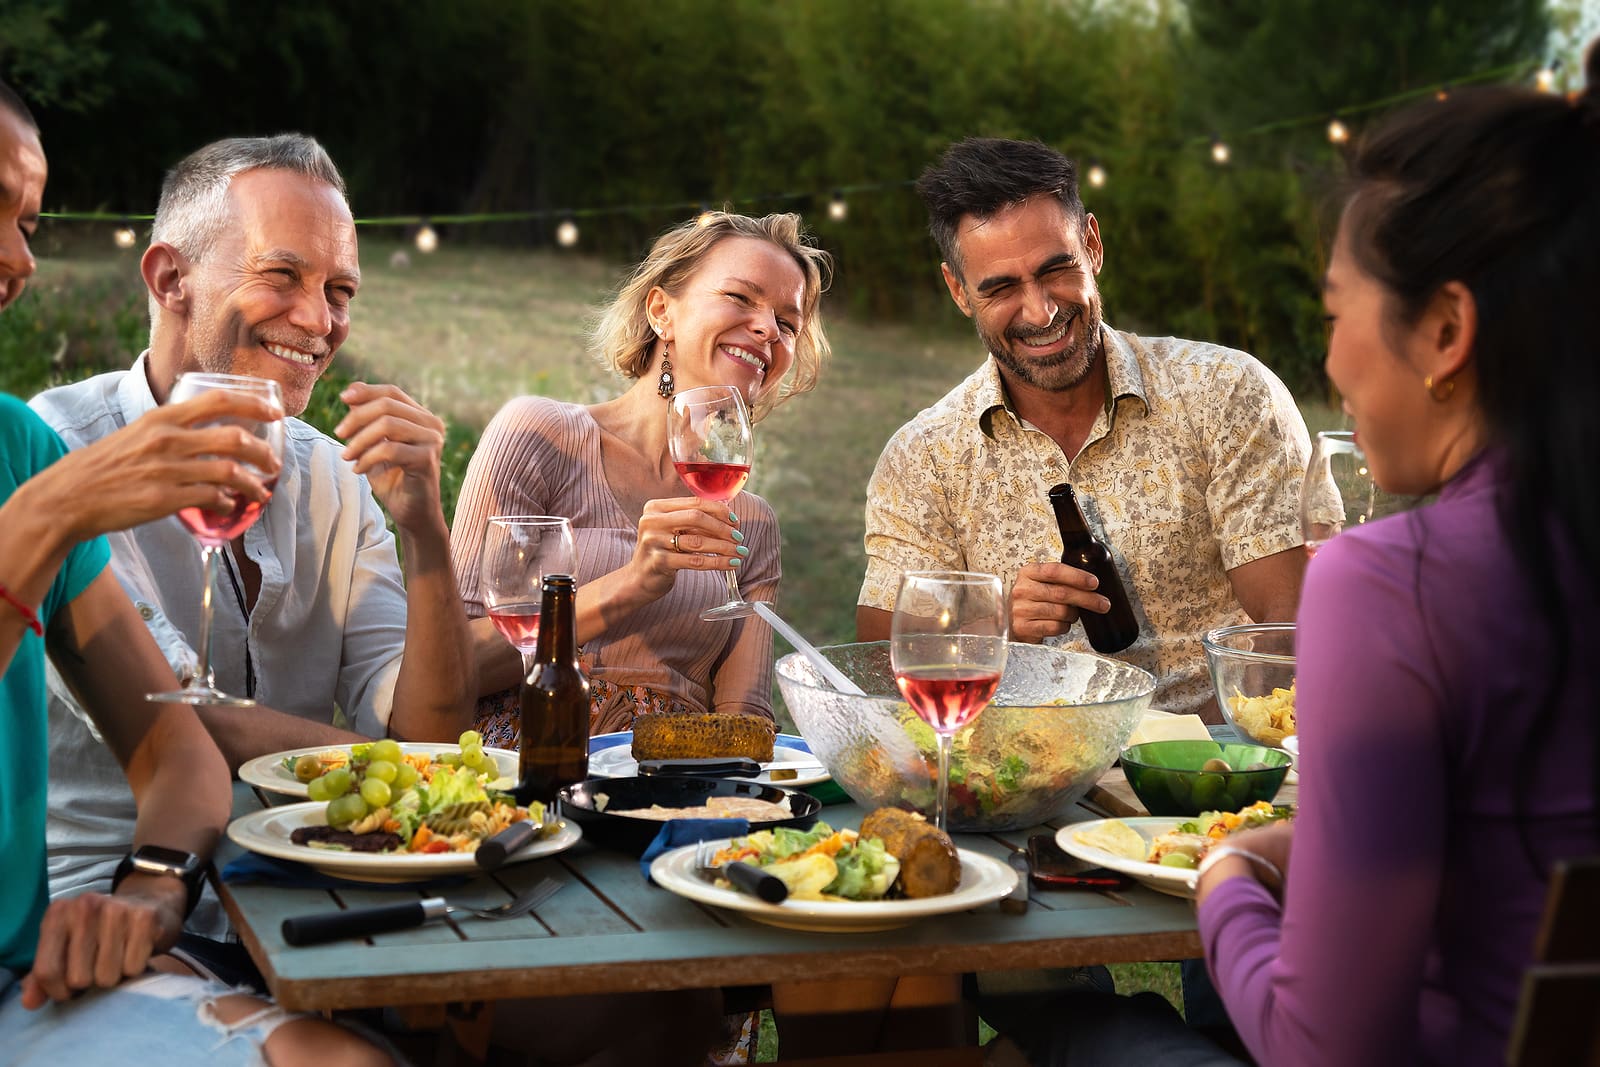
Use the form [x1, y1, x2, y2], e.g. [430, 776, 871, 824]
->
[111, 851, 205, 919]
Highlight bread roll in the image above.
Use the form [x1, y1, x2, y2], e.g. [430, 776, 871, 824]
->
[859, 807, 961, 898]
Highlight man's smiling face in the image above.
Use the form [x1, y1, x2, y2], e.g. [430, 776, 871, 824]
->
[178, 167, 360, 416]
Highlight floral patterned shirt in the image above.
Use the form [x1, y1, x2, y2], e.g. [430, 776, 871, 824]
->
[859, 325, 1309, 716]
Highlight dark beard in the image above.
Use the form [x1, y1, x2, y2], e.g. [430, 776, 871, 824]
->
[980, 299, 1103, 392]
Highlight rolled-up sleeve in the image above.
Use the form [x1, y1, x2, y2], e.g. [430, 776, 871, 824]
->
[1201, 358, 1309, 570]
[859, 425, 964, 611]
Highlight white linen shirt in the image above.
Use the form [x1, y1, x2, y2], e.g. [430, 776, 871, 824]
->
[31, 354, 407, 932]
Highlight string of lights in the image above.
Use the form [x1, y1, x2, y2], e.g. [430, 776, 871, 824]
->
[41, 56, 1558, 253]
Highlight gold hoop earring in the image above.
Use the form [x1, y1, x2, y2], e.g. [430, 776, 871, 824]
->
[1423, 374, 1455, 402]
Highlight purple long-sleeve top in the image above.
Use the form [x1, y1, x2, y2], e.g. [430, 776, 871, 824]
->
[1198, 450, 1598, 1065]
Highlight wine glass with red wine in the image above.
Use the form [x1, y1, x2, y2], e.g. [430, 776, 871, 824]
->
[890, 571, 1009, 832]
[667, 385, 755, 621]
[146, 372, 285, 707]
[480, 515, 577, 678]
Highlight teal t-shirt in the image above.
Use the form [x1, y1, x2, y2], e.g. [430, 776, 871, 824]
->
[0, 393, 110, 971]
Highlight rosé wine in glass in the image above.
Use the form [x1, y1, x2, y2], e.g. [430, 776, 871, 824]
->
[480, 516, 576, 679]
[489, 604, 541, 654]
[894, 666, 1003, 734]
[667, 385, 757, 621]
[672, 461, 750, 502]
[177, 476, 278, 546]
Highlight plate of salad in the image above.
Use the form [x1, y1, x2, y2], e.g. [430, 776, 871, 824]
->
[649, 822, 1017, 932]
[1057, 801, 1292, 899]
[239, 733, 517, 799]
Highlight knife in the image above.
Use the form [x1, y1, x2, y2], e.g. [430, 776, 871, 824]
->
[475, 818, 543, 871]
[637, 757, 825, 778]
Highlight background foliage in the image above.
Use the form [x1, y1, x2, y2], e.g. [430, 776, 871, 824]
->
[11, 0, 1554, 398]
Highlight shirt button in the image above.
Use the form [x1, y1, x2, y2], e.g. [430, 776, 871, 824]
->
[137, 604, 154, 621]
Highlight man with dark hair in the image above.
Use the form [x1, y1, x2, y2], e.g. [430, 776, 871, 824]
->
[858, 137, 1310, 719]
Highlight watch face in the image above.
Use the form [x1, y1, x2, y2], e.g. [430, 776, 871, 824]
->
[132, 844, 201, 875]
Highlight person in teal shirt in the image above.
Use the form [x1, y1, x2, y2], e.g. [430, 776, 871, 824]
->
[0, 79, 389, 1066]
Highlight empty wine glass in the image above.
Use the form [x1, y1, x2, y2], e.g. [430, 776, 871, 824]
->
[480, 515, 577, 678]
[146, 372, 284, 707]
[890, 571, 1009, 832]
[1300, 430, 1417, 558]
[667, 385, 754, 621]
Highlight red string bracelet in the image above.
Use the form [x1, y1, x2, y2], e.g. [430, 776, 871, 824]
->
[0, 583, 43, 637]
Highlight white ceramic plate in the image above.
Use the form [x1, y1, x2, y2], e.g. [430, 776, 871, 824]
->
[587, 731, 830, 788]
[649, 841, 1017, 932]
[1057, 817, 1198, 899]
[238, 743, 519, 799]
[226, 802, 580, 883]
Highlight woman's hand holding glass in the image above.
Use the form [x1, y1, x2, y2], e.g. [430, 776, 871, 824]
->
[146, 372, 285, 707]
[890, 570, 1009, 832]
[480, 515, 577, 679]
[666, 384, 756, 621]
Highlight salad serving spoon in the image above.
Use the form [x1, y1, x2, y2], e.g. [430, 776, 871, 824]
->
[282, 876, 563, 946]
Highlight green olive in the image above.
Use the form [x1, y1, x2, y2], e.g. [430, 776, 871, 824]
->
[1201, 757, 1232, 773]
[293, 754, 322, 782]
[1190, 773, 1225, 808]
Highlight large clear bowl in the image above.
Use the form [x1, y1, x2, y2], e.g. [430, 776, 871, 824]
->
[775, 641, 1154, 832]
[1202, 623, 1297, 748]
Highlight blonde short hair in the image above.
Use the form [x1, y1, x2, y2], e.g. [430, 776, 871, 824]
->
[592, 211, 833, 421]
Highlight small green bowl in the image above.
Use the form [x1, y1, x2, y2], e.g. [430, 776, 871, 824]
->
[1121, 740, 1291, 816]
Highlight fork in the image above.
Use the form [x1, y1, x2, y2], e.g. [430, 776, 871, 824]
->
[282, 876, 563, 946]
[695, 840, 788, 904]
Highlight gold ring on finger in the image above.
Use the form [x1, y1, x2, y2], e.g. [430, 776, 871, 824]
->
[671, 532, 682, 552]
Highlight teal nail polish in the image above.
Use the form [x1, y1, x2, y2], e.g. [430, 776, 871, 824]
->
[732, 530, 745, 544]
[729, 557, 742, 568]
[728, 510, 739, 524]
[736, 545, 750, 557]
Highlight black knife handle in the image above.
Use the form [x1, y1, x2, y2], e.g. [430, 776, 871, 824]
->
[282, 899, 441, 946]
[638, 757, 762, 778]
[476, 820, 540, 870]
[722, 860, 788, 904]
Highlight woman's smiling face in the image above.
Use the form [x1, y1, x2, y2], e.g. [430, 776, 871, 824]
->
[653, 236, 805, 408]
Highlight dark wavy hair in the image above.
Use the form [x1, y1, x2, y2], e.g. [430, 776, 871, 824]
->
[915, 137, 1085, 279]
[1342, 42, 1600, 873]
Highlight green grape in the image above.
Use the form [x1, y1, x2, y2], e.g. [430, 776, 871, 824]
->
[365, 759, 399, 784]
[439, 752, 463, 767]
[306, 775, 332, 802]
[461, 745, 485, 769]
[360, 777, 392, 808]
[393, 763, 420, 790]
[369, 739, 403, 766]
[326, 793, 367, 828]
[322, 769, 353, 797]
[1160, 852, 1198, 869]
[458, 730, 483, 749]
[293, 754, 323, 783]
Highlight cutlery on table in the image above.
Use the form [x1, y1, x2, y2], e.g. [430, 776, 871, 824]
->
[281, 876, 562, 947]
[476, 815, 558, 871]
[637, 757, 826, 779]
[695, 840, 788, 904]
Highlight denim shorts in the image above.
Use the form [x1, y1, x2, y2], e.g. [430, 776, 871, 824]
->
[0, 968, 294, 1065]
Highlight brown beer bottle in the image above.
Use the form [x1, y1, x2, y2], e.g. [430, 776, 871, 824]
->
[515, 575, 590, 804]
[1047, 483, 1140, 654]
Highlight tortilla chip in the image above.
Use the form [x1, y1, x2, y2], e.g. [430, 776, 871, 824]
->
[1072, 820, 1147, 862]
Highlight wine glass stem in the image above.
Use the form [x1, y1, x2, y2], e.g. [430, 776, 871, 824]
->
[722, 568, 744, 605]
[520, 650, 536, 683]
[935, 731, 953, 832]
[194, 544, 220, 692]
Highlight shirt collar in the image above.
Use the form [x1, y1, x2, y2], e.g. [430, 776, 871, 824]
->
[974, 322, 1149, 438]
[116, 350, 163, 423]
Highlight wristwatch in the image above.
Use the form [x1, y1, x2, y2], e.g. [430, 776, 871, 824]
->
[111, 845, 205, 917]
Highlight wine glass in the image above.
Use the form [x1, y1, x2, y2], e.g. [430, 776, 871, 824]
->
[1300, 430, 1416, 559]
[667, 385, 755, 621]
[890, 571, 1009, 832]
[480, 515, 578, 678]
[146, 372, 285, 707]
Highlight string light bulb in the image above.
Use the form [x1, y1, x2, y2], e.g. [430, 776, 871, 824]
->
[1535, 61, 1559, 93]
[1085, 160, 1107, 188]
[827, 191, 848, 222]
[1210, 137, 1231, 165]
[1326, 117, 1350, 145]
[1435, 83, 1451, 102]
[555, 219, 579, 247]
[414, 222, 439, 254]
[112, 222, 137, 249]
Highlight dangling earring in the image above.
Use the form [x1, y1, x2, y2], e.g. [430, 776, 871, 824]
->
[656, 339, 675, 400]
[1423, 374, 1456, 402]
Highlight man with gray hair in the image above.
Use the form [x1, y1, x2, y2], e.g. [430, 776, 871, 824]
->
[31, 134, 475, 958]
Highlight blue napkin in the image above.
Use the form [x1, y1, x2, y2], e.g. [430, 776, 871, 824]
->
[220, 851, 467, 891]
[639, 818, 750, 882]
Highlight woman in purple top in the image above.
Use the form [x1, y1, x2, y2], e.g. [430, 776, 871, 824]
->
[1193, 44, 1600, 1066]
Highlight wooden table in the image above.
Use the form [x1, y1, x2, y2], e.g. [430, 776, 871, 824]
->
[218, 784, 1201, 1014]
